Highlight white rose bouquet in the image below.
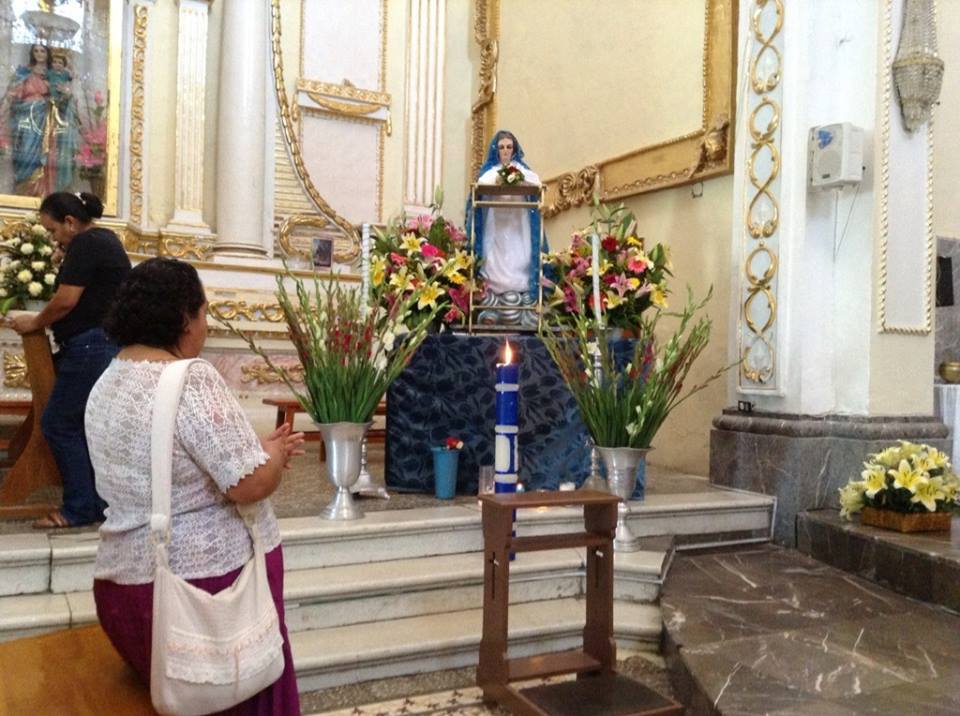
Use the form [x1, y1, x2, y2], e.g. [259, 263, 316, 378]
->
[0, 213, 58, 313]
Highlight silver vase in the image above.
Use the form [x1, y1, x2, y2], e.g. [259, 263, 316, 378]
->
[316, 421, 371, 520]
[596, 446, 648, 552]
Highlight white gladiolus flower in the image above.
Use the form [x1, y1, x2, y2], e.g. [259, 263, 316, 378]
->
[31, 261, 45, 271]
[16, 269, 32, 283]
[0, 289, 7, 297]
[27, 281, 42, 297]
[9, 238, 20, 247]
[23, 212, 38, 223]
[44, 273, 56, 285]
[0, 258, 9, 269]
[39, 245, 53, 256]
[20, 243, 34, 255]
[31, 224, 46, 237]
[9, 260, 20, 269]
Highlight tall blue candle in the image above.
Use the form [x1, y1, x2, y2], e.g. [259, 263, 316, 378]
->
[494, 341, 519, 494]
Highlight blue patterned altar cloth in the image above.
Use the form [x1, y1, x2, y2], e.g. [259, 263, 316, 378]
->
[386, 334, 593, 494]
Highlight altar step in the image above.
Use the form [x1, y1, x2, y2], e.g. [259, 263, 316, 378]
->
[0, 544, 671, 644]
[0, 484, 774, 688]
[0, 487, 775, 598]
[290, 597, 663, 692]
[797, 508, 960, 614]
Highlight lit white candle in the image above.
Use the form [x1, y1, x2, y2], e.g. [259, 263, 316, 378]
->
[360, 223, 371, 318]
[591, 232, 603, 327]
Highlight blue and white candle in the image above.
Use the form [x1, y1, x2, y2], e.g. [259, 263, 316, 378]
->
[494, 340, 519, 494]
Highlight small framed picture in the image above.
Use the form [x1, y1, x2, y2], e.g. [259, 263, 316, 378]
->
[312, 237, 333, 269]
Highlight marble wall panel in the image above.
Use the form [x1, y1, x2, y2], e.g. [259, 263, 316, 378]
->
[711, 411, 949, 544]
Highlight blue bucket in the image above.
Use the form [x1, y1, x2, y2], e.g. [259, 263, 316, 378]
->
[431, 447, 460, 499]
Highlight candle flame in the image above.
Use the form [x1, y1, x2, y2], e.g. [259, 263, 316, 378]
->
[503, 340, 513, 364]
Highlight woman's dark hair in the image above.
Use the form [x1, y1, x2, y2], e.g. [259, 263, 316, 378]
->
[39, 192, 104, 223]
[104, 258, 206, 348]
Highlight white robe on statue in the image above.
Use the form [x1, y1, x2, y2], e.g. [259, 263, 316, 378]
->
[477, 161, 541, 294]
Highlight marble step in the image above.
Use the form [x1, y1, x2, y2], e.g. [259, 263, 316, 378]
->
[0, 488, 773, 597]
[290, 597, 663, 692]
[0, 545, 670, 643]
[797, 508, 960, 613]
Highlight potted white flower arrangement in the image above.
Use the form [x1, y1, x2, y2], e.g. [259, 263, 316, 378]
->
[838, 440, 960, 532]
[0, 212, 58, 314]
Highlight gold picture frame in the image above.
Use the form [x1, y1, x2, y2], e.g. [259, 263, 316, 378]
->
[471, 0, 737, 217]
[0, 0, 122, 216]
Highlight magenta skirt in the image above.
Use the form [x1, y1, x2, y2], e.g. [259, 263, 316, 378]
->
[93, 545, 301, 716]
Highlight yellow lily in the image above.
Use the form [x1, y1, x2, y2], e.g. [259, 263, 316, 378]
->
[860, 466, 887, 498]
[389, 267, 412, 292]
[889, 459, 923, 493]
[910, 476, 946, 512]
[371, 256, 386, 286]
[400, 233, 422, 253]
[651, 284, 668, 309]
[605, 291, 624, 309]
[417, 283, 443, 310]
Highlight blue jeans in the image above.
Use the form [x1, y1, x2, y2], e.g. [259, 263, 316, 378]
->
[41, 327, 118, 525]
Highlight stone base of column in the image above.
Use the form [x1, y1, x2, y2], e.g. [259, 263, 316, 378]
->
[710, 409, 949, 545]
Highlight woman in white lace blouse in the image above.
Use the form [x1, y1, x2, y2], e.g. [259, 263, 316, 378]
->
[85, 258, 304, 714]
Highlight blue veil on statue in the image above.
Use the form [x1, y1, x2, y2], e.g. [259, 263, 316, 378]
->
[464, 130, 547, 298]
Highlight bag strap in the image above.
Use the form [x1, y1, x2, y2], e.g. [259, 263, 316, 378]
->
[150, 359, 200, 543]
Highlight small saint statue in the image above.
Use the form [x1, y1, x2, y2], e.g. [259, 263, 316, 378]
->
[466, 130, 546, 329]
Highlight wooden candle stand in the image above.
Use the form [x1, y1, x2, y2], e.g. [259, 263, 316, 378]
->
[477, 490, 681, 715]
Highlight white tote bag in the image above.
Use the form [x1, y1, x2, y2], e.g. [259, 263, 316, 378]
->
[149, 360, 284, 716]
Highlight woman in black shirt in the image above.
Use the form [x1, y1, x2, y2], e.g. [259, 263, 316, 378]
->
[10, 192, 131, 528]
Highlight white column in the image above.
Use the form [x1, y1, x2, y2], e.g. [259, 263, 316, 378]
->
[213, 0, 269, 256]
[403, 0, 446, 214]
[163, 0, 214, 235]
[729, 0, 935, 416]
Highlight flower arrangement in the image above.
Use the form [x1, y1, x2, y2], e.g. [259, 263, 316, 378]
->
[0, 212, 58, 314]
[542, 202, 672, 329]
[540, 286, 725, 449]
[220, 269, 442, 424]
[371, 191, 475, 330]
[838, 441, 960, 520]
[75, 90, 107, 178]
[497, 164, 524, 185]
[441, 437, 464, 450]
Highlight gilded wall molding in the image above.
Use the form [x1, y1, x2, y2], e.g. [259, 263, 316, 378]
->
[483, 0, 735, 216]
[209, 300, 285, 323]
[470, 0, 499, 180]
[270, 0, 359, 261]
[2, 351, 29, 389]
[158, 232, 214, 260]
[876, 0, 934, 335]
[241, 361, 304, 385]
[128, 5, 148, 227]
[738, 0, 783, 389]
[298, 79, 390, 106]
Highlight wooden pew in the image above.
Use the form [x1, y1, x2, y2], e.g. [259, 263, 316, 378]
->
[0, 326, 61, 520]
[262, 397, 387, 461]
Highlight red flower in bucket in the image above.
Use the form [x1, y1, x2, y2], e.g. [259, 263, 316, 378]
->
[444, 437, 464, 450]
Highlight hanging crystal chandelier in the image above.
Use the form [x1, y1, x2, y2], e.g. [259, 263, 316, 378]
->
[892, 0, 944, 132]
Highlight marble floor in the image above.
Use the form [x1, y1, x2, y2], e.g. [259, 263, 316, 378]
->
[663, 543, 960, 715]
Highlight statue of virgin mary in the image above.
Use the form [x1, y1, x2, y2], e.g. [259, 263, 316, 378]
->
[465, 130, 546, 325]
